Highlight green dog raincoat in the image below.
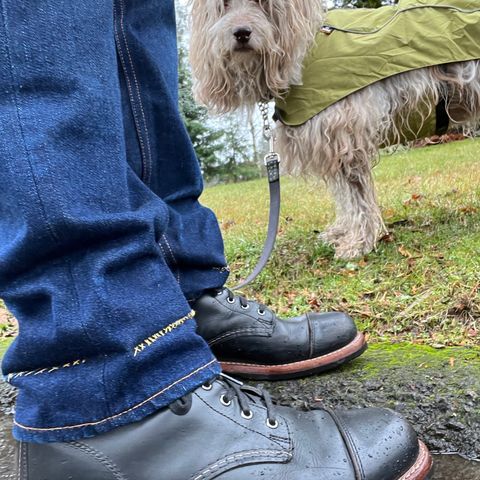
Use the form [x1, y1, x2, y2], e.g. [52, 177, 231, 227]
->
[275, 0, 480, 139]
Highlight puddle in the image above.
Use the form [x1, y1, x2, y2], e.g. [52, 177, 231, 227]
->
[0, 412, 478, 478]
[431, 455, 480, 480]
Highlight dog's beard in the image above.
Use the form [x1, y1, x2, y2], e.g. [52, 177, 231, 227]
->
[193, 40, 299, 113]
[193, 57, 269, 114]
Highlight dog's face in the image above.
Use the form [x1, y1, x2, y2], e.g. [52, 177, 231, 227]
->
[190, 0, 324, 113]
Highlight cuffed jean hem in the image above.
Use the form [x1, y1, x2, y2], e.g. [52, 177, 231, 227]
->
[12, 358, 221, 443]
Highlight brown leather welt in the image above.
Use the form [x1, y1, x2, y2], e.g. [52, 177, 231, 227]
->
[399, 442, 433, 480]
[221, 332, 365, 375]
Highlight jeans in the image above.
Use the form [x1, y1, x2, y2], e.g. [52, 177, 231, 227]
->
[0, 0, 228, 443]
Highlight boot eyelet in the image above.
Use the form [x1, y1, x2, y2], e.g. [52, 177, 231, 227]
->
[266, 419, 279, 429]
[227, 298, 235, 304]
[258, 309, 266, 316]
[241, 410, 253, 420]
[220, 395, 232, 407]
[241, 304, 250, 310]
[202, 384, 213, 391]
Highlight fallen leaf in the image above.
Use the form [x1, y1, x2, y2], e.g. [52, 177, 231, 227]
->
[380, 232, 395, 243]
[222, 220, 236, 231]
[398, 245, 413, 258]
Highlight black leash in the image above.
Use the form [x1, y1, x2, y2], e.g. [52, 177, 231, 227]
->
[233, 103, 281, 291]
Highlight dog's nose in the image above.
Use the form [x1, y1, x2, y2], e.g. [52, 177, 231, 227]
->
[233, 27, 252, 44]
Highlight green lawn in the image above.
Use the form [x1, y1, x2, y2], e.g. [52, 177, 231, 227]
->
[0, 139, 478, 349]
[0, 338, 11, 358]
[202, 138, 480, 346]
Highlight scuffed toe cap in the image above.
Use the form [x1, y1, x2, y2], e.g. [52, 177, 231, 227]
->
[330, 407, 420, 480]
[307, 311, 358, 356]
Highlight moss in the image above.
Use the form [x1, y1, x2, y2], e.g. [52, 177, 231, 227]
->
[353, 342, 480, 376]
[266, 342, 480, 457]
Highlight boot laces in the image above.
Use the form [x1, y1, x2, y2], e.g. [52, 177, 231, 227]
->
[216, 288, 268, 315]
[203, 374, 278, 427]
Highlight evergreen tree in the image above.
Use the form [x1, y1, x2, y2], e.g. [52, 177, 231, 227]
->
[220, 117, 262, 183]
[178, 43, 225, 182]
[176, 5, 226, 183]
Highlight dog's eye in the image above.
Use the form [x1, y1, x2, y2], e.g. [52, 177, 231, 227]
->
[223, 0, 230, 8]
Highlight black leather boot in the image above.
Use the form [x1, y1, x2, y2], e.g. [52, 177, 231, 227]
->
[192, 288, 367, 380]
[17, 375, 433, 480]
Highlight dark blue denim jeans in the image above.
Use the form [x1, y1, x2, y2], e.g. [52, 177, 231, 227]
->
[0, 0, 229, 443]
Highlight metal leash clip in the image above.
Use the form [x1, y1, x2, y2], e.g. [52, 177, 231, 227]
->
[259, 102, 280, 182]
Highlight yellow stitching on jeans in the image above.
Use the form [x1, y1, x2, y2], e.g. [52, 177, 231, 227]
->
[7, 312, 195, 380]
[133, 310, 195, 357]
[113, 5, 147, 175]
[13, 359, 217, 432]
[6, 359, 87, 383]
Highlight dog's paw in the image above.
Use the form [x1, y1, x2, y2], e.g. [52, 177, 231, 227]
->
[319, 226, 347, 245]
[319, 232, 376, 260]
[320, 221, 384, 259]
[333, 244, 370, 260]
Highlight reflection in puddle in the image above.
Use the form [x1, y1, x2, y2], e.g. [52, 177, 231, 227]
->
[0, 413, 479, 478]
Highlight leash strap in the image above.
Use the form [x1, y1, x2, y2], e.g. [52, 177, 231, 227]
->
[232, 103, 281, 291]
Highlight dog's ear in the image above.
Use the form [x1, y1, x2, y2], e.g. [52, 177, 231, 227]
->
[267, 0, 324, 86]
[189, 0, 220, 108]
[288, 0, 324, 33]
[189, 0, 223, 30]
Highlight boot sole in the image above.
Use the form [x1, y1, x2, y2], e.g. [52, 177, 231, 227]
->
[400, 441, 433, 480]
[220, 331, 367, 380]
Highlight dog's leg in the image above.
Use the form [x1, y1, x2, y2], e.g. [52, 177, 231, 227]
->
[278, 89, 390, 260]
[321, 163, 386, 259]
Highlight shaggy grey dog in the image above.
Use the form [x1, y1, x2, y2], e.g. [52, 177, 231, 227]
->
[190, 0, 480, 259]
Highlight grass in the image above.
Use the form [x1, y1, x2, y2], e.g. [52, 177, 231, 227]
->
[201, 138, 480, 347]
[0, 339, 11, 359]
[0, 300, 15, 343]
[0, 139, 478, 350]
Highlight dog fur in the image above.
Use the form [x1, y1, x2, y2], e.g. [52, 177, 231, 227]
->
[190, 0, 480, 259]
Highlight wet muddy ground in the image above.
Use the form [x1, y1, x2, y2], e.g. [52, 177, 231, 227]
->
[264, 344, 480, 461]
[0, 343, 479, 478]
